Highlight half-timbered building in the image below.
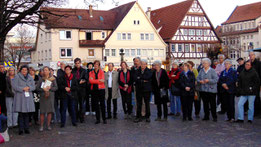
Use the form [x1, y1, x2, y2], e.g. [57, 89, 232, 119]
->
[150, 0, 221, 66]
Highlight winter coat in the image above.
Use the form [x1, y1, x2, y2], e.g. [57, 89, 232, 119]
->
[105, 70, 119, 100]
[5, 76, 14, 97]
[58, 74, 78, 99]
[152, 69, 169, 104]
[219, 68, 237, 94]
[238, 68, 260, 96]
[135, 67, 152, 93]
[89, 69, 105, 90]
[197, 67, 218, 93]
[118, 70, 133, 94]
[179, 70, 196, 97]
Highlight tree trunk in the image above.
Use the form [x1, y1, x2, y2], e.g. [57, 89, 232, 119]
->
[0, 36, 6, 62]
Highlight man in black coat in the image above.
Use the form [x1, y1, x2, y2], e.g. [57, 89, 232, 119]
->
[249, 52, 261, 117]
[72, 58, 86, 123]
[84, 62, 95, 115]
[134, 59, 152, 123]
[0, 63, 6, 115]
[237, 58, 245, 75]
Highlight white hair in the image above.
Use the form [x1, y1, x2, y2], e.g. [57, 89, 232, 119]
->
[153, 60, 161, 66]
[224, 59, 232, 65]
[141, 59, 148, 64]
[172, 60, 179, 65]
[202, 58, 211, 65]
[249, 51, 255, 55]
[218, 54, 225, 59]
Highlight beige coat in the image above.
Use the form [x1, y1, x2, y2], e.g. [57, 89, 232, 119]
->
[105, 70, 119, 100]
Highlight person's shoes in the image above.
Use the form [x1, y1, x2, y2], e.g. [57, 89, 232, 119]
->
[248, 120, 252, 124]
[39, 126, 44, 132]
[72, 123, 77, 127]
[103, 120, 107, 124]
[146, 118, 150, 123]
[19, 131, 23, 135]
[60, 124, 65, 128]
[113, 115, 117, 119]
[230, 119, 235, 123]
[95, 121, 100, 124]
[24, 129, 30, 134]
[134, 118, 142, 123]
[168, 113, 175, 116]
[47, 126, 52, 131]
[188, 117, 193, 121]
[213, 118, 217, 122]
[202, 117, 209, 121]
[155, 117, 161, 121]
[85, 112, 90, 116]
[235, 119, 244, 123]
[175, 112, 181, 116]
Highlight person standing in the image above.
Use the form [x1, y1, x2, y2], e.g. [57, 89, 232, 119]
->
[236, 60, 260, 123]
[85, 62, 95, 116]
[37, 66, 58, 131]
[219, 59, 237, 122]
[5, 67, 18, 128]
[236, 58, 245, 76]
[134, 59, 152, 123]
[89, 60, 106, 124]
[152, 61, 169, 121]
[118, 61, 133, 119]
[168, 61, 182, 116]
[72, 58, 86, 123]
[0, 63, 6, 115]
[179, 63, 195, 121]
[59, 65, 78, 128]
[12, 65, 35, 135]
[197, 58, 218, 122]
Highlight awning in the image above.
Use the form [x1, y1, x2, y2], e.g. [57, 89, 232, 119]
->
[249, 47, 261, 52]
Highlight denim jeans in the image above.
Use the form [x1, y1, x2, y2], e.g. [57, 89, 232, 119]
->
[61, 95, 76, 125]
[238, 95, 256, 121]
[169, 90, 181, 114]
[6, 97, 18, 127]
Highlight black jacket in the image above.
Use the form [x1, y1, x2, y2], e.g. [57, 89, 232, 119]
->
[57, 69, 65, 79]
[135, 67, 152, 93]
[84, 69, 93, 91]
[72, 67, 87, 89]
[179, 71, 195, 97]
[0, 72, 6, 96]
[238, 68, 260, 96]
[152, 69, 169, 104]
[118, 69, 133, 88]
[236, 64, 244, 76]
[251, 59, 261, 86]
[58, 74, 78, 99]
[5, 76, 14, 97]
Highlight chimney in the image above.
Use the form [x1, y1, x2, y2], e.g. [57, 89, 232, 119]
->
[89, 5, 93, 18]
[146, 7, 151, 19]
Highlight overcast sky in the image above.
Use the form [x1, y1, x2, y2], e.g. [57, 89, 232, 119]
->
[65, 0, 261, 27]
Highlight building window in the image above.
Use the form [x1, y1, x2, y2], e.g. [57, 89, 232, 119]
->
[145, 34, 149, 40]
[134, 20, 140, 25]
[191, 44, 195, 52]
[150, 34, 154, 40]
[137, 49, 141, 56]
[251, 35, 253, 39]
[137, 20, 140, 25]
[45, 50, 47, 59]
[101, 32, 106, 39]
[59, 30, 71, 40]
[117, 33, 121, 40]
[197, 44, 202, 52]
[105, 49, 110, 56]
[178, 44, 183, 52]
[60, 48, 72, 58]
[134, 20, 136, 25]
[184, 29, 188, 35]
[86, 32, 92, 40]
[111, 49, 116, 56]
[230, 50, 236, 59]
[127, 33, 131, 40]
[189, 29, 195, 35]
[140, 34, 144, 40]
[185, 44, 190, 52]
[122, 33, 126, 40]
[125, 49, 130, 56]
[252, 22, 255, 28]
[171, 44, 175, 52]
[159, 49, 164, 57]
[88, 49, 95, 57]
[131, 49, 135, 56]
[142, 49, 147, 56]
[49, 49, 51, 59]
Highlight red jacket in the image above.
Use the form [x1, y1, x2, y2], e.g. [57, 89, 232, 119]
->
[89, 69, 105, 90]
[168, 68, 181, 87]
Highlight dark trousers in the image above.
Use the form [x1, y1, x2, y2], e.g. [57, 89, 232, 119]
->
[120, 90, 132, 115]
[157, 103, 168, 118]
[223, 92, 235, 119]
[181, 95, 194, 119]
[0, 95, 6, 115]
[29, 102, 39, 123]
[218, 90, 226, 113]
[201, 92, 217, 119]
[92, 90, 106, 121]
[194, 92, 201, 115]
[61, 95, 76, 125]
[18, 112, 29, 131]
[76, 88, 85, 121]
[107, 88, 117, 117]
[85, 90, 95, 112]
[136, 91, 151, 118]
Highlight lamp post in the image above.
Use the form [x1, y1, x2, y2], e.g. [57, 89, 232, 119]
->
[120, 48, 125, 62]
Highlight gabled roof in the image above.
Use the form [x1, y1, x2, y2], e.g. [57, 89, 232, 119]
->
[222, 1, 261, 25]
[41, 1, 136, 30]
[150, 0, 194, 40]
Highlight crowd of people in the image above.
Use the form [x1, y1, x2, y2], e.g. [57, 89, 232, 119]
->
[0, 51, 260, 135]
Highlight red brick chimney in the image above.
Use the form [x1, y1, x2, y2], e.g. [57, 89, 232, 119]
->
[89, 5, 93, 18]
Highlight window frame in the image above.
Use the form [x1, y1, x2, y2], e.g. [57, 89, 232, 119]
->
[60, 48, 73, 59]
[59, 30, 72, 40]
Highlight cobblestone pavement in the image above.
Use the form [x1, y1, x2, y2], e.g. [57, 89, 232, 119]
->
[2, 102, 261, 147]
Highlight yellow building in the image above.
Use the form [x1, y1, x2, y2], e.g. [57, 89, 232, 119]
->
[31, 1, 167, 69]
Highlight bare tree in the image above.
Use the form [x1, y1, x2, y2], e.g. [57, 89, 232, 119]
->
[0, 0, 68, 62]
[4, 25, 34, 68]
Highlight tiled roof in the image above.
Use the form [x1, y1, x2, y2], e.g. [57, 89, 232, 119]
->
[41, 1, 136, 30]
[219, 28, 258, 36]
[222, 1, 261, 24]
[150, 0, 194, 40]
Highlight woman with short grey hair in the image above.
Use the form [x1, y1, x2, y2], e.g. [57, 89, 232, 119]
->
[5, 67, 18, 128]
[197, 58, 218, 122]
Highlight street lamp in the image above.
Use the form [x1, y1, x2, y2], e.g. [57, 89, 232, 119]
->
[120, 48, 125, 62]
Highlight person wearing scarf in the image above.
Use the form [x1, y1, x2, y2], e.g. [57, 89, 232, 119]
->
[59, 65, 78, 128]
